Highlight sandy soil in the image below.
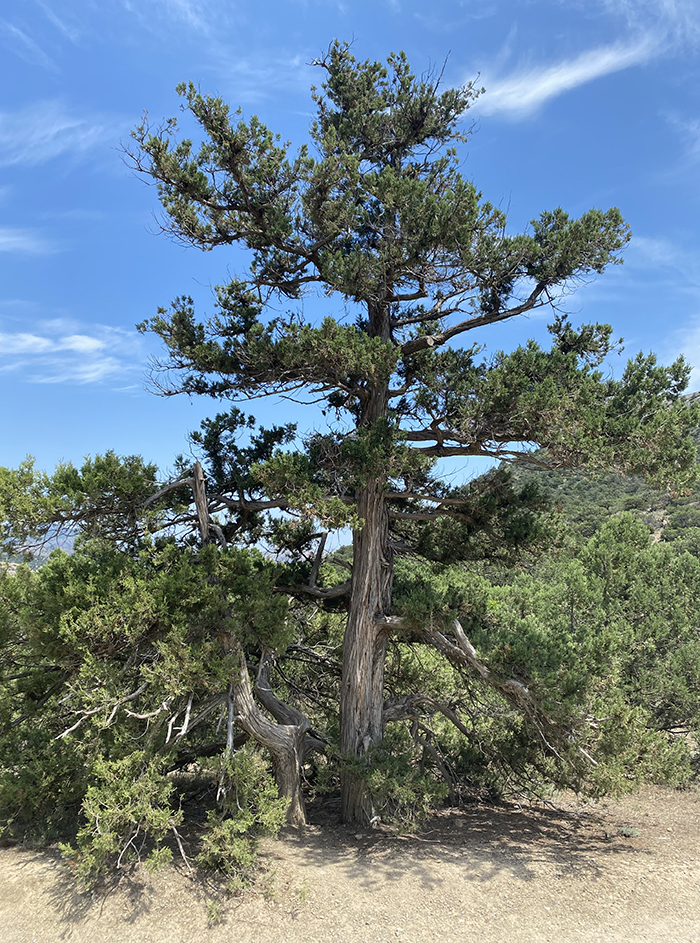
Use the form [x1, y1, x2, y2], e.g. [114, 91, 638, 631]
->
[1, 787, 699, 943]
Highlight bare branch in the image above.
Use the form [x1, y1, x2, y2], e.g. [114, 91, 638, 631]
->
[275, 580, 351, 599]
[57, 681, 149, 739]
[401, 287, 546, 356]
[141, 477, 193, 508]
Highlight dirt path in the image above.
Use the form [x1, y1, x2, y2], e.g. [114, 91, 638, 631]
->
[1, 788, 699, 943]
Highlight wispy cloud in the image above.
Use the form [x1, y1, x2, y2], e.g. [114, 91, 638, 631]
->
[121, 0, 233, 35]
[598, 0, 700, 45]
[477, 0, 700, 120]
[0, 321, 143, 385]
[629, 235, 700, 283]
[35, 1, 83, 43]
[0, 19, 56, 70]
[156, 0, 213, 30]
[214, 52, 313, 104]
[0, 227, 57, 255]
[0, 100, 120, 167]
[479, 34, 658, 118]
[664, 113, 700, 165]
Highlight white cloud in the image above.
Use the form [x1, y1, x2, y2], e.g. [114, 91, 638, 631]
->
[214, 52, 314, 105]
[629, 235, 700, 282]
[478, 34, 658, 118]
[476, 0, 700, 120]
[0, 227, 57, 255]
[35, 1, 83, 43]
[0, 20, 56, 71]
[598, 0, 700, 44]
[60, 334, 106, 353]
[36, 356, 124, 384]
[0, 100, 120, 168]
[0, 322, 143, 386]
[0, 332, 53, 354]
[121, 0, 233, 35]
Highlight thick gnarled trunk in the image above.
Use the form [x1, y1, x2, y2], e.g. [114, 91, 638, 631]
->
[340, 300, 394, 823]
[340, 476, 393, 823]
[232, 649, 309, 827]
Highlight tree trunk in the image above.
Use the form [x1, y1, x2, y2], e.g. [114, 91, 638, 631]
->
[232, 649, 308, 827]
[340, 476, 393, 823]
[191, 463, 307, 822]
[340, 300, 394, 823]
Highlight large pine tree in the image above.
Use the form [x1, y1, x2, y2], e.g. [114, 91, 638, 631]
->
[128, 41, 697, 823]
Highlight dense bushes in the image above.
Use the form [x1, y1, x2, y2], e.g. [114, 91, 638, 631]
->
[2, 504, 699, 883]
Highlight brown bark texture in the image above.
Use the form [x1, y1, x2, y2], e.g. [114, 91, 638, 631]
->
[232, 651, 308, 828]
[339, 303, 394, 824]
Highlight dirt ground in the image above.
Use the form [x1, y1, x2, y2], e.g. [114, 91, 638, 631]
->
[1, 787, 699, 943]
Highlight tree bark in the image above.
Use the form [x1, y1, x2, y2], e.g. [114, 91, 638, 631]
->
[340, 300, 394, 824]
[232, 649, 308, 827]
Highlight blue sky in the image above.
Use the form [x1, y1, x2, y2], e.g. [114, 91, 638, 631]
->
[1, 0, 700, 476]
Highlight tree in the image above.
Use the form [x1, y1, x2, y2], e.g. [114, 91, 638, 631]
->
[121, 43, 696, 822]
[0, 454, 325, 830]
[0, 536, 296, 880]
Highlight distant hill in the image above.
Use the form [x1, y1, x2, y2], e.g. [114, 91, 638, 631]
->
[511, 392, 700, 545]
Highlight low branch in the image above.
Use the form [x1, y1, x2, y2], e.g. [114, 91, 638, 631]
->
[2, 672, 69, 735]
[414, 722, 457, 804]
[254, 649, 309, 729]
[57, 681, 149, 739]
[379, 616, 598, 768]
[382, 692, 473, 741]
[275, 580, 351, 599]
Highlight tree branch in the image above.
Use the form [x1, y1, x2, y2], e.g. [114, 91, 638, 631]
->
[401, 287, 546, 356]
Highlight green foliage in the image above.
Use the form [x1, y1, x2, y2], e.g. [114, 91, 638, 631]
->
[61, 752, 178, 886]
[0, 539, 290, 882]
[390, 514, 698, 798]
[0, 453, 160, 559]
[196, 747, 288, 888]
[348, 725, 449, 829]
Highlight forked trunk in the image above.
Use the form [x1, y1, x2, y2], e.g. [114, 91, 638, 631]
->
[192, 466, 308, 825]
[232, 650, 308, 827]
